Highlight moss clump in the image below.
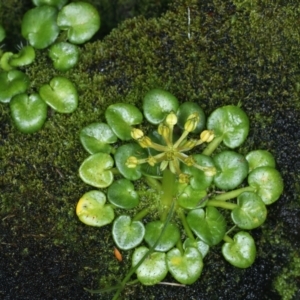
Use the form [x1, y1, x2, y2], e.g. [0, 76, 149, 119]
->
[1, 0, 300, 298]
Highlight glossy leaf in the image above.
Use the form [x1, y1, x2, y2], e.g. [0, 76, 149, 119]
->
[112, 215, 145, 250]
[49, 42, 79, 71]
[10, 93, 47, 133]
[246, 150, 276, 173]
[144, 220, 180, 252]
[132, 246, 168, 285]
[107, 179, 139, 209]
[79, 153, 114, 188]
[143, 89, 179, 124]
[76, 190, 114, 227]
[231, 192, 267, 229]
[207, 105, 249, 148]
[166, 247, 203, 284]
[39, 76, 78, 113]
[21, 6, 59, 49]
[57, 2, 100, 44]
[213, 150, 248, 190]
[177, 102, 206, 133]
[248, 166, 284, 205]
[222, 232, 256, 268]
[114, 143, 146, 180]
[187, 206, 226, 246]
[9, 46, 35, 67]
[79, 122, 117, 154]
[183, 238, 209, 258]
[0, 70, 30, 103]
[105, 103, 143, 140]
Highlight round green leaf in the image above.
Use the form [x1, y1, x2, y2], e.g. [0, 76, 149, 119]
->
[57, 2, 100, 44]
[207, 105, 249, 148]
[222, 232, 256, 268]
[177, 184, 207, 209]
[144, 220, 180, 252]
[9, 46, 36, 68]
[49, 42, 79, 71]
[132, 246, 168, 285]
[248, 166, 284, 205]
[187, 206, 226, 246]
[114, 143, 146, 180]
[245, 150, 276, 173]
[213, 150, 248, 190]
[21, 6, 59, 49]
[231, 192, 267, 229]
[105, 103, 143, 140]
[143, 89, 179, 124]
[107, 179, 139, 209]
[166, 247, 203, 284]
[79, 153, 114, 188]
[181, 154, 215, 190]
[39, 76, 78, 113]
[177, 102, 206, 133]
[32, 0, 68, 9]
[79, 122, 117, 154]
[76, 190, 114, 227]
[0, 70, 30, 103]
[10, 93, 47, 133]
[183, 238, 209, 258]
[112, 215, 145, 250]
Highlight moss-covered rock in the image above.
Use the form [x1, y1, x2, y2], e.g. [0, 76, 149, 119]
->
[1, 0, 300, 299]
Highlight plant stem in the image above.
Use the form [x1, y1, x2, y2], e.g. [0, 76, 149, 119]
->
[202, 136, 223, 156]
[206, 200, 238, 210]
[144, 175, 162, 191]
[212, 186, 255, 201]
[223, 235, 234, 243]
[160, 169, 176, 221]
[132, 207, 151, 222]
[177, 209, 195, 241]
[176, 238, 184, 255]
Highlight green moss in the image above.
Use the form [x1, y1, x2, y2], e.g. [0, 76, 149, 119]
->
[1, 0, 300, 298]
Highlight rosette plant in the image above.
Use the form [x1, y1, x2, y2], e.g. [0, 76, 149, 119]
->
[76, 89, 283, 293]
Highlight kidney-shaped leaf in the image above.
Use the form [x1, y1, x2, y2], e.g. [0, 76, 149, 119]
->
[39, 76, 78, 113]
[144, 220, 180, 252]
[231, 192, 267, 229]
[0, 70, 30, 103]
[21, 6, 59, 49]
[207, 105, 249, 148]
[222, 231, 256, 268]
[105, 103, 143, 140]
[79, 153, 114, 188]
[143, 89, 179, 124]
[183, 238, 209, 258]
[213, 150, 248, 190]
[177, 184, 207, 209]
[76, 190, 114, 227]
[187, 206, 226, 246]
[248, 166, 284, 205]
[132, 246, 168, 285]
[80, 122, 117, 154]
[107, 178, 139, 209]
[10, 93, 47, 133]
[57, 2, 100, 44]
[166, 247, 203, 284]
[112, 215, 145, 250]
[245, 150, 276, 173]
